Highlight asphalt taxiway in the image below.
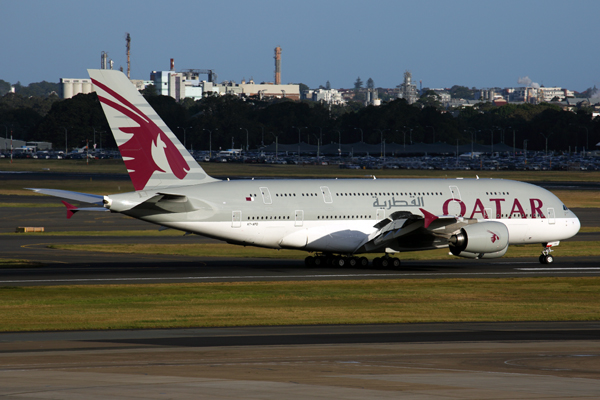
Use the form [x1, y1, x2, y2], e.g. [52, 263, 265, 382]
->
[1, 322, 599, 399]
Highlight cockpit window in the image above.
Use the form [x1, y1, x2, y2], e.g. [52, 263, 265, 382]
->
[563, 204, 569, 211]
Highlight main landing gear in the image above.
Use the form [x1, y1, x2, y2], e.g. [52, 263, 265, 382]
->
[304, 255, 369, 268]
[539, 243, 555, 264]
[372, 256, 401, 269]
[304, 254, 401, 269]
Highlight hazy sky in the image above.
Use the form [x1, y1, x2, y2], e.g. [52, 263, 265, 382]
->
[3, 0, 599, 91]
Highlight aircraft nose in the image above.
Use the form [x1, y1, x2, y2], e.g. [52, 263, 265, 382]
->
[568, 210, 581, 237]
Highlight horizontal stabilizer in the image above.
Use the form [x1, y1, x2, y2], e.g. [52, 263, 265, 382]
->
[27, 188, 104, 205]
[61, 200, 108, 219]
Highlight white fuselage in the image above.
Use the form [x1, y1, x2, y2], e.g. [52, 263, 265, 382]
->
[106, 178, 580, 255]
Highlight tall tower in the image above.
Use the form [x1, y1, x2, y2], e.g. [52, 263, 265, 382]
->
[101, 51, 108, 69]
[274, 46, 281, 85]
[126, 33, 131, 79]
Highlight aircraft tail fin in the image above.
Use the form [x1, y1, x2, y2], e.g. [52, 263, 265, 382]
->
[88, 69, 217, 191]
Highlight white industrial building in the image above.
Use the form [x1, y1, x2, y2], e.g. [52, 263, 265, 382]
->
[60, 78, 94, 99]
[301, 88, 346, 105]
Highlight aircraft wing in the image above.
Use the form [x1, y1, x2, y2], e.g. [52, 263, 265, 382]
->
[27, 188, 104, 205]
[358, 208, 474, 253]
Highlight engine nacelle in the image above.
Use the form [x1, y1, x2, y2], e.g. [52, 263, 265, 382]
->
[449, 221, 509, 258]
[451, 246, 508, 259]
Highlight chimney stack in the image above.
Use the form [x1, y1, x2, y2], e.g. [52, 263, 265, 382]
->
[274, 47, 281, 85]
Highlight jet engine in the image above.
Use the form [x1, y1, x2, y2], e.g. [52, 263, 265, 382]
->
[449, 221, 509, 259]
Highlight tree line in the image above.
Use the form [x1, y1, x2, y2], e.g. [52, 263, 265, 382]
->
[1, 88, 598, 153]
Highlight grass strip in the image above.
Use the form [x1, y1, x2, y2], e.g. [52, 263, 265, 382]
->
[0, 278, 598, 332]
[47, 241, 595, 260]
[0, 259, 39, 268]
[0, 203, 63, 208]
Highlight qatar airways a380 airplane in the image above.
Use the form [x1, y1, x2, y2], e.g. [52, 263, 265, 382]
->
[31, 69, 580, 267]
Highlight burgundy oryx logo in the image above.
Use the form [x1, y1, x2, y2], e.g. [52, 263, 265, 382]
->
[488, 230, 500, 243]
[92, 78, 190, 191]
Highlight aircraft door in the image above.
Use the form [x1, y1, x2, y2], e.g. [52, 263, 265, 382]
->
[259, 187, 272, 204]
[320, 186, 333, 203]
[547, 207, 555, 224]
[295, 210, 304, 227]
[232, 211, 242, 228]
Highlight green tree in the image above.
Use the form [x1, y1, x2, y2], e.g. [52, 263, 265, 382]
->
[16, 81, 60, 97]
[449, 85, 475, 99]
[140, 84, 157, 97]
[0, 80, 11, 96]
[367, 78, 374, 89]
[417, 90, 442, 109]
[354, 77, 363, 91]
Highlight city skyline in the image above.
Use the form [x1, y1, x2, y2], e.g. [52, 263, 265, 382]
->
[2, 0, 599, 92]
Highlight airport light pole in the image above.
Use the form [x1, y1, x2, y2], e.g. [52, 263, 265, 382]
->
[177, 126, 192, 149]
[354, 127, 364, 142]
[292, 126, 307, 156]
[465, 129, 476, 159]
[374, 129, 389, 161]
[202, 128, 217, 158]
[335, 130, 341, 159]
[312, 134, 321, 160]
[539, 132, 553, 157]
[270, 132, 279, 160]
[239, 127, 249, 152]
[509, 127, 516, 158]
[61, 126, 69, 155]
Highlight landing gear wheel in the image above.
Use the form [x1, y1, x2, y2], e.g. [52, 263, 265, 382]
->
[380, 258, 390, 268]
[373, 257, 381, 269]
[539, 244, 555, 264]
[359, 257, 369, 268]
[313, 256, 324, 267]
[348, 257, 357, 267]
[391, 258, 401, 269]
[334, 257, 345, 267]
[304, 256, 314, 267]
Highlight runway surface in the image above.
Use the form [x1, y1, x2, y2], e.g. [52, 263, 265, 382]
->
[1, 185, 599, 398]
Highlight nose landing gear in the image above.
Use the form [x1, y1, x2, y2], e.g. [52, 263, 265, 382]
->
[539, 242, 558, 264]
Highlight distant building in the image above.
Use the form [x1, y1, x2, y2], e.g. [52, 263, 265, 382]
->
[302, 88, 346, 105]
[398, 71, 418, 104]
[60, 78, 94, 99]
[365, 88, 381, 106]
[427, 88, 451, 103]
[200, 79, 300, 100]
[0, 138, 26, 151]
